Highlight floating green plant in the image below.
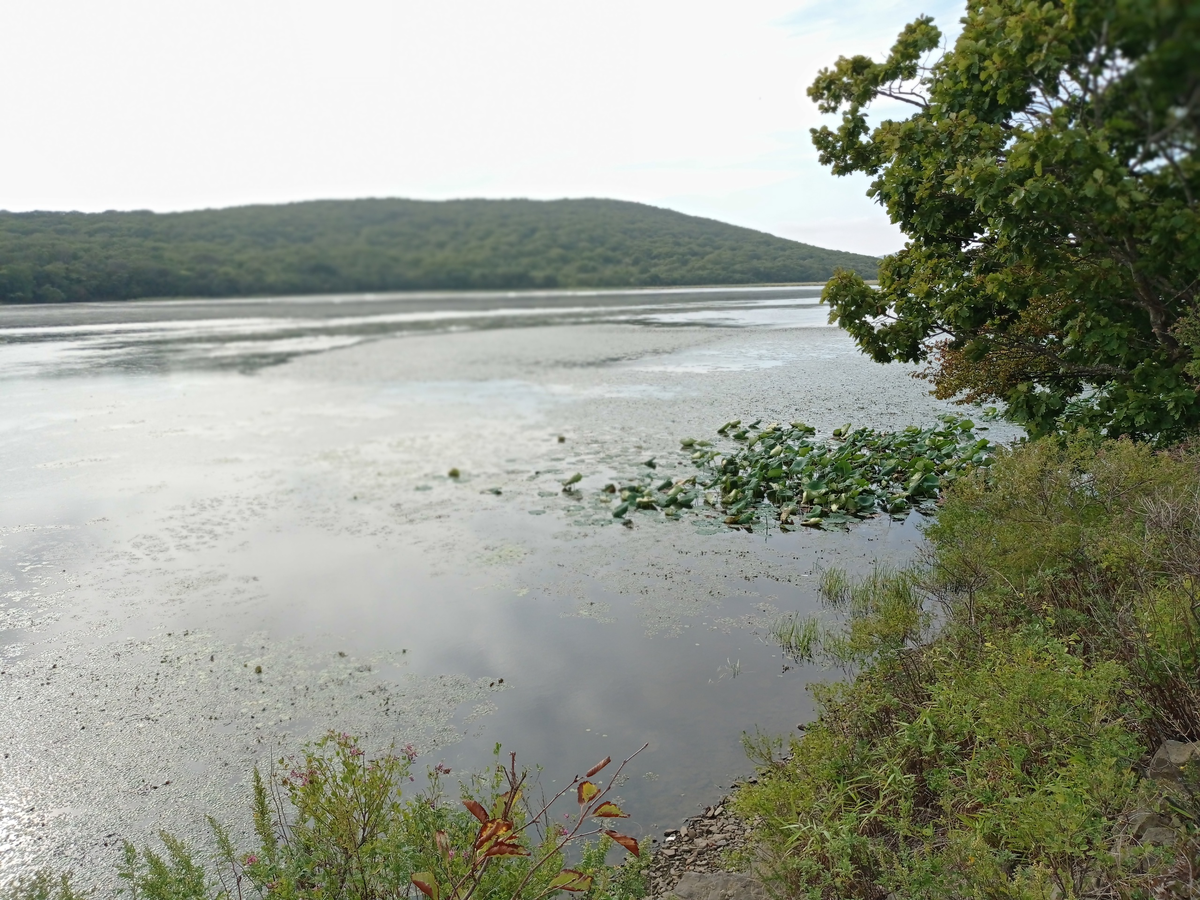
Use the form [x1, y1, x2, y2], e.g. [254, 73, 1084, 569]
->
[561, 415, 994, 532]
[691, 414, 994, 530]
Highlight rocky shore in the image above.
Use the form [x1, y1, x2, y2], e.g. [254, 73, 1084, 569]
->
[644, 780, 764, 900]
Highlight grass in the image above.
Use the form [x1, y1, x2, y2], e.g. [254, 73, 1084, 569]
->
[738, 436, 1200, 899]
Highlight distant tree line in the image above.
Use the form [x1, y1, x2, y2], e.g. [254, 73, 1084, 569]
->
[0, 198, 879, 304]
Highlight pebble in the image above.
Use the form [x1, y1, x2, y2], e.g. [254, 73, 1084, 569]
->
[646, 790, 754, 898]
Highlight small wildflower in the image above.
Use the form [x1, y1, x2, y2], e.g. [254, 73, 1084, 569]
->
[244, 853, 258, 866]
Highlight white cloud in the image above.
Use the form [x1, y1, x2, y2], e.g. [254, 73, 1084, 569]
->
[0, 0, 967, 256]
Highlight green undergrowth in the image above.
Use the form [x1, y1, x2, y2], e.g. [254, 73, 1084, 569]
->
[735, 437, 1200, 898]
[4, 739, 651, 900]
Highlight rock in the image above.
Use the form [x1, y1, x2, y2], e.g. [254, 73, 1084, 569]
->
[1129, 809, 1169, 837]
[669, 872, 769, 900]
[1141, 826, 1178, 846]
[1148, 740, 1200, 784]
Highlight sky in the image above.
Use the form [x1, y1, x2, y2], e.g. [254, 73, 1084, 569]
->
[0, 0, 966, 257]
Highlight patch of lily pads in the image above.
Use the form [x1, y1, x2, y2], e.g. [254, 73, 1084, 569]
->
[687, 414, 995, 530]
[558, 462, 703, 529]
[561, 413, 996, 532]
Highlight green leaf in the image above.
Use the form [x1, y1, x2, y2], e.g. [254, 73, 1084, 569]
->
[591, 801, 628, 818]
[550, 869, 594, 892]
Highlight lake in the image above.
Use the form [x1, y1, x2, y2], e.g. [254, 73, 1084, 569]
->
[0, 287, 1003, 886]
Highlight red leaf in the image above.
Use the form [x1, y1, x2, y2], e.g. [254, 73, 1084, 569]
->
[604, 830, 640, 856]
[591, 801, 628, 818]
[576, 781, 600, 805]
[585, 756, 611, 778]
[435, 830, 450, 859]
[484, 839, 530, 858]
[474, 819, 512, 850]
[412, 874, 439, 900]
[463, 799, 489, 823]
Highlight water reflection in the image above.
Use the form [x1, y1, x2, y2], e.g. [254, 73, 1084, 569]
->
[0, 288, 962, 886]
[0, 286, 827, 378]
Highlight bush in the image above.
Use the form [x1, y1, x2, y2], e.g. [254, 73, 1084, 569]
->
[737, 437, 1200, 899]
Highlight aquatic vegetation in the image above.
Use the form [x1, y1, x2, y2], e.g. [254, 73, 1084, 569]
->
[604, 475, 701, 522]
[557, 415, 994, 533]
[690, 414, 994, 530]
[768, 614, 821, 663]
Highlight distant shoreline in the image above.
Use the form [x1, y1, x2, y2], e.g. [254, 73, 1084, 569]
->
[0, 282, 841, 308]
[0, 197, 879, 304]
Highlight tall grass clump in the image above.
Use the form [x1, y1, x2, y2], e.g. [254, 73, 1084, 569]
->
[737, 437, 1200, 899]
[4, 736, 650, 900]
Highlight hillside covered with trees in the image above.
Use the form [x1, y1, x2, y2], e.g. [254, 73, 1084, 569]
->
[0, 198, 878, 304]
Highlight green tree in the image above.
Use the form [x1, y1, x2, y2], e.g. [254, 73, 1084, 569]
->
[0, 199, 880, 304]
[813, 0, 1199, 440]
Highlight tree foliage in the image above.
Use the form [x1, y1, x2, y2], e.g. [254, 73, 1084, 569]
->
[812, 0, 1200, 440]
[0, 198, 878, 305]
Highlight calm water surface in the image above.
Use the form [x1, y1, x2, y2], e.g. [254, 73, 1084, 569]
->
[0, 288, 999, 885]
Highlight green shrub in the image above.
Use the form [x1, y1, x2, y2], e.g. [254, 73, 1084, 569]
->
[740, 437, 1200, 899]
[925, 437, 1200, 744]
[738, 628, 1140, 899]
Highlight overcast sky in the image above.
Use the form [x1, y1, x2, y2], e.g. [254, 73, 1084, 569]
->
[0, 1, 964, 256]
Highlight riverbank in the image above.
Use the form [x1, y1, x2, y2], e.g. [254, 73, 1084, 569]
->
[643, 784, 760, 899]
[713, 437, 1200, 898]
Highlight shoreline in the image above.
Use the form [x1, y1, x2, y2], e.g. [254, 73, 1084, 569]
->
[643, 760, 791, 899]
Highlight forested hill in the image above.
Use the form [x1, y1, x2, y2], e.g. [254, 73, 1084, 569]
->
[0, 198, 878, 304]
